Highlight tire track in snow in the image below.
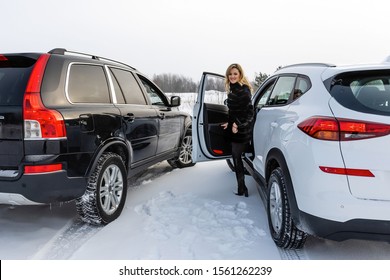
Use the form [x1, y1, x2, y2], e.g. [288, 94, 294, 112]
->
[31, 218, 103, 259]
[278, 247, 307, 260]
[32, 162, 172, 260]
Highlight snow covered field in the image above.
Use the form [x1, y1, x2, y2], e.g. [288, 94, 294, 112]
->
[1, 160, 390, 260]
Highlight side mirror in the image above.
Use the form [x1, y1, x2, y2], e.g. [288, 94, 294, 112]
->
[170, 96, 181, 107]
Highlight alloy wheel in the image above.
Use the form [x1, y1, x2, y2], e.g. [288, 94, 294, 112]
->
[99, 164, 124, 215]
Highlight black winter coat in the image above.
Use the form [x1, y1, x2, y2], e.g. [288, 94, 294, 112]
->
[226, 82, 254, 143]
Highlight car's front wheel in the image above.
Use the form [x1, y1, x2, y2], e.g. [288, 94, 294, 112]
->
[76, 152, 127, 225]
[267, 167, 307, 249]
[168, 130, 195, 168]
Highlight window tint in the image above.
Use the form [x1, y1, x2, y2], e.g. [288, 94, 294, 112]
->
[0, 56, 35, 105]
[255, 79, 275, 109]
[329, 70, 390, 116]
[138, 75, 167, 106]
[267, 76, 295, 105]
[292, 76, 311, 100]
[68, 64, 110, 103]
[110, 68, 146, 105]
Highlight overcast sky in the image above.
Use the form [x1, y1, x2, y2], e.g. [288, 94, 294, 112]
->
[3, 0, 389, 81]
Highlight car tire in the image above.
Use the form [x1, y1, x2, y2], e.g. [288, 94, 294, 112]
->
[267, 167, 307, 249]
[168, 130, 195, 168]
[76, 152, 127, 225]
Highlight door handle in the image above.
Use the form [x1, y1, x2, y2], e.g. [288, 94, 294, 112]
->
[123, 113, 135, 123]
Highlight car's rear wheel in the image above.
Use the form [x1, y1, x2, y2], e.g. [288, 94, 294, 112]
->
[168, 130, 195, 168]
[267, 167, 307, 249]
[76, 152, 127, 225]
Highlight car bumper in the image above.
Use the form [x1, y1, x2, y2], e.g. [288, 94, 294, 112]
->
[299, 210, 390, 242]
[0, 170, 86, 204]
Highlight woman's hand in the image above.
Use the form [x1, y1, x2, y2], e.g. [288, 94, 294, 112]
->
[221, 122, 228, 129]
[232, 122, 238, 134]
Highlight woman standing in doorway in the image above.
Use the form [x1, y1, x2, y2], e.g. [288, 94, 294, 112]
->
[221, 63, 254, 197]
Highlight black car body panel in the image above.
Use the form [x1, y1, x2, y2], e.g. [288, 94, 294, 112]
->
[0, 49, 192, 207]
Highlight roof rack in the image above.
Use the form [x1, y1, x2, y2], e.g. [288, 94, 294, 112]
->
[48, 48, 136, 70]
[278, 63, 336, 70]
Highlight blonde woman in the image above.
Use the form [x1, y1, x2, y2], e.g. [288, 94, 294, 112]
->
[221, 63, 254, 197]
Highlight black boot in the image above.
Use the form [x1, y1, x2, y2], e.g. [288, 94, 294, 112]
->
[235, 186, 248, 197]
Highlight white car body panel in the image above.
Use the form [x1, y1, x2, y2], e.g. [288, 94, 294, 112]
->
[193, 63, 390, 243]
[328, 98, 390, 201]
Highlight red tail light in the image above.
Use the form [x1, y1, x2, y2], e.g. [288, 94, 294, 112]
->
[23, 54, 66, 139]
[298, 117, 390, 141]
[24, 163, 63, 174]
[0, 55, 8, 61]
[319, 166, 374, 177]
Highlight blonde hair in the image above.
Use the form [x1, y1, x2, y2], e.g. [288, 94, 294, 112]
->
[225, 63, 253, 93]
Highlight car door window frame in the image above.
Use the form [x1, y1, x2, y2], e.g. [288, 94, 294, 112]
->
[266, 75, 297, 106]
[66, 62, 112, 104]
[136, 74, 169, 107]
[253, 77, 277, 110]
[108, 67, 148, 105]
[254, 74, 312, 108]
[290, 75, 311, 102]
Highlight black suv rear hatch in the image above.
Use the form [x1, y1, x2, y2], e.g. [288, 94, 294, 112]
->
[0, 54, 38, 174]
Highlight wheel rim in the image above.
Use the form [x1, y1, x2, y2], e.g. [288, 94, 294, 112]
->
[178, 135, 192, 165]
[269, 181, 283, 234]
[99, 164, 124, 215]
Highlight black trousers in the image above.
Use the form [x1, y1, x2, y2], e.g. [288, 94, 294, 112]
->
[231, 142, 247, 190]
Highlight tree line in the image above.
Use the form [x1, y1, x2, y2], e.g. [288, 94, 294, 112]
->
[152, 73, 197, 93]
[152, 69, 281, 93]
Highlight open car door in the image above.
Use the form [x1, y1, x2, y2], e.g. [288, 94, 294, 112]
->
[192, 72, 231, 162]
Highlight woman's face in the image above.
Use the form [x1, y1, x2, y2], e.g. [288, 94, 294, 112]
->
[228, 67, 240, 84]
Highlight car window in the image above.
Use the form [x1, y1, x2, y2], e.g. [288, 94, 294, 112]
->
[254, 79, 275, 109]
[110, 68, 147, 105]
[292, 76, 311, 101]
[267, 76, 295, 106]
[0, 56, 35, 105]
[67, 64, 110, 103]
[204, 75, 227, 105]
[329, 70, 390, 116]
[137, 75, 168, 106]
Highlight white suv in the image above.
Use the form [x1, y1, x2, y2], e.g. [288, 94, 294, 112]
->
[193, 63, 390, 249]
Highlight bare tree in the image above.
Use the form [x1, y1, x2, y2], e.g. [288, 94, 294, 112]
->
[153, 73, 198, 93]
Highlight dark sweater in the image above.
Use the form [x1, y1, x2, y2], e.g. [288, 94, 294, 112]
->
[226, 82, 254, 143]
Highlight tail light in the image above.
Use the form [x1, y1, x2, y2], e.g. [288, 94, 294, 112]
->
[298, 116, 390, 141]
[24, 163, 63, 174]
[0, 55, 8, 61]
[23, 54, 66, 139]
[319, 166, 374, 177]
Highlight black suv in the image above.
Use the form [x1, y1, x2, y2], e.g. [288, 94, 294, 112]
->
[0, 48, 194, 224]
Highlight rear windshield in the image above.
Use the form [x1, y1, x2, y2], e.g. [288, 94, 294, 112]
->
[329, 70, 390, 116]
[0, 56, 36, 106]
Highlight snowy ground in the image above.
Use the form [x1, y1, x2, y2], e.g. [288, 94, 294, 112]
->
[1, 160, 390, 260]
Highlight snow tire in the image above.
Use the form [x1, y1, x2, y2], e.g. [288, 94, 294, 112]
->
[267, 167, 307, 249]
[76, 152, 127, 225]
[168, 130, 195, 168]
